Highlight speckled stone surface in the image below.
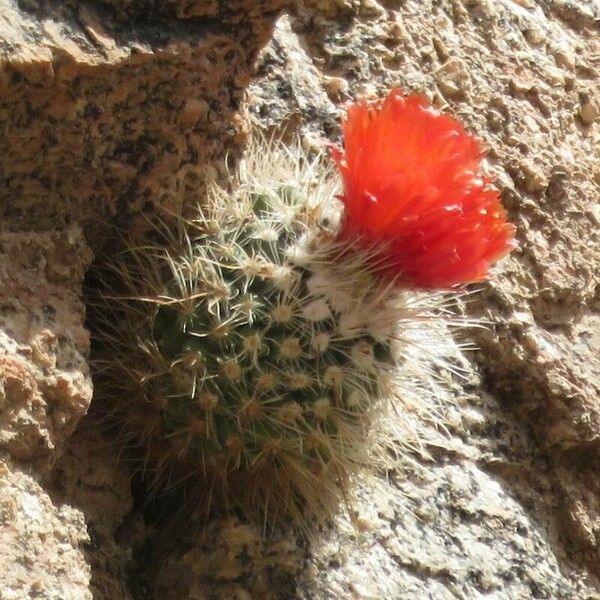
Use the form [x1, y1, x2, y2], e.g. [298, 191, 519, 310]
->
[0, 460, 93, 600]
[0, 228, 92, 470]
[1, 0, 600, 598]
[0, 0, 285, 247]
[251, 0, 600, 585]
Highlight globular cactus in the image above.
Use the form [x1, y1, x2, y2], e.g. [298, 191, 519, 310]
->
[94, 89, 514, 529]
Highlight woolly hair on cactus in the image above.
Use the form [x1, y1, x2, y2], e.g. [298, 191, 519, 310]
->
[92, 88, 514, 531]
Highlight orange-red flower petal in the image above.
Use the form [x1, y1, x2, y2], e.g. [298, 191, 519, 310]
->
[332, 89, 516, 289]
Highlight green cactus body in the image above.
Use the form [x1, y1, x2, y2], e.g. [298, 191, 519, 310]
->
[96, 142, 418, 528]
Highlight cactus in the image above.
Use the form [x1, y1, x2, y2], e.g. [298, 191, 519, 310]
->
[97, 161, 403, 525]
[94, 89, 514, 530]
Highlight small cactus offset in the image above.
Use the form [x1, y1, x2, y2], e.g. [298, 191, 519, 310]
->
[94, 89, 515, 529]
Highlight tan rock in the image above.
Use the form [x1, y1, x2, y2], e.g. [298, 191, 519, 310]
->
[435, 57, 471, 100]
[0, 1, 287, 598]
[0, 461, 92, 600]
[579, 96, 598, 125]
[1, 0, 600, 597]
[0, 228, 92, 470]
[0, 0, 286, 247]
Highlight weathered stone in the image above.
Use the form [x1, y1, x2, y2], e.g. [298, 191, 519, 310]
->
[0, 460, 92, 600]
[0, 1, 287, 598]
[579, 94, 599, 125]
[283, 0, 600, 585]
[2, 0, 600, 597]
[53, 423, 135, 600]
[0, 228, 92, 470]
[0, 0, 286, 247]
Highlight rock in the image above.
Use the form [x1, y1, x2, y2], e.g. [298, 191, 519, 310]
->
[0, 460, 92, 600]
[2, 0, 600, 597]
[0, 0, 286, 598]
[579, 94, 598, 125]
[524, 26, 546, 46]
[252, 0, 600, 593]
[0, 0, 286, 247]
[249, 15, 337, 138]
[0, 228, 92, 471]
[322, 75, 350, 102]
[435, 57, 471, 100]
[52, 423, 135, 600]
[517, 160, 549, 193]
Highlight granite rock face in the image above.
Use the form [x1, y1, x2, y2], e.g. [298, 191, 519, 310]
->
[1, 0, 600, 598]
[0, 228, 92, 470]
[0, 0, 284, 245]
[0, 461, 92, 600]
[253, 0, 600, 585]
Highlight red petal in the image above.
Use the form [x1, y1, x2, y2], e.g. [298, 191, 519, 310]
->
[332, 89, 515, 289]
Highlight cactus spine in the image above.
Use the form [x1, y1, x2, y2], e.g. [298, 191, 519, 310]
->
[95, 139, 451, 528]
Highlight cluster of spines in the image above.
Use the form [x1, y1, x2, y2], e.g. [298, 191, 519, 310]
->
[97, 166, 407, 526]
[157, 191, 393, 453]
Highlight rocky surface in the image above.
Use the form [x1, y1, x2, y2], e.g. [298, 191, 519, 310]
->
[1, 0, 599, 598]
[0, 461, 92, 600]
[0, 0, 284, 245]
[0, 0, 284, 598]
[250, 0, 600, 587]
[0, 222, 130, 598]
[0, 228, 92, 470]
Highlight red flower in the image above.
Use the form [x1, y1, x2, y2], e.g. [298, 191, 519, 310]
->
[331, 89, 516, 289]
